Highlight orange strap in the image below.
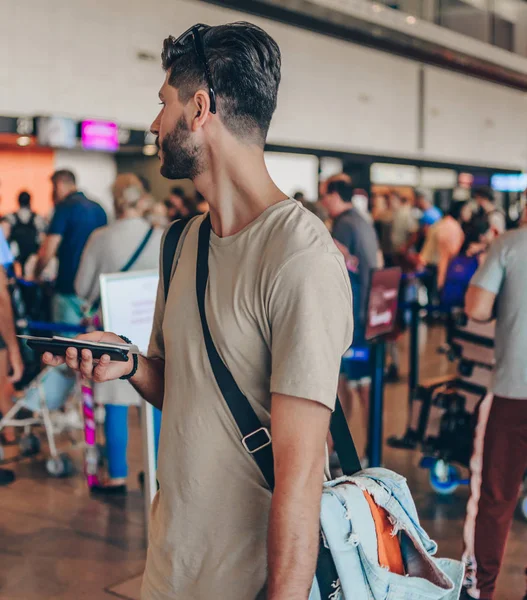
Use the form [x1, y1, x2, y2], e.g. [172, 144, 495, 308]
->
[363, 491, 405, 575]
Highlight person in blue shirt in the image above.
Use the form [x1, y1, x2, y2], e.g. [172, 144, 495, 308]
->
[35, 170, 107, 331]
[416, 189, 442, 228]
[0, 227, 23, 484]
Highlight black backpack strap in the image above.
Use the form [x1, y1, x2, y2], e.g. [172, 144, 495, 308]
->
[121, 227, 154, 273]
[162, 218, 191, 303]
[195, 215, 362, 490]
[196, 215, 275, 489]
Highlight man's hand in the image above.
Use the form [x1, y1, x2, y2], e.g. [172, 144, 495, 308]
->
[42, 331, 133, 382]
[7, 344, 24, 384]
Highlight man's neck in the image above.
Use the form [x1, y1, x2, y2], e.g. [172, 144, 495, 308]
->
[194, 143, 287, 238]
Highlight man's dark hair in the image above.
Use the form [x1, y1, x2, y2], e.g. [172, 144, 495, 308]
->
[51, 169, 76, 186]
[162, 22, 281, 146]
[170, 186, 185, 198]
[473, 186, 493, 202]
[326, 180, 353, 203]
[18, 191, 31, 208]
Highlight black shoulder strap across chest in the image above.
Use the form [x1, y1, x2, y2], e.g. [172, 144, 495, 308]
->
[163, 218, 192, 303]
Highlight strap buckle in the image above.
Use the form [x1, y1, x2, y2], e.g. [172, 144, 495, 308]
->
[242, 427, 272, 454]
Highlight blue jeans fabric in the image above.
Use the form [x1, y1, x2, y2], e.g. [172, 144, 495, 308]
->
[309, 468, 464, 600]
[105, 404, 162, 479]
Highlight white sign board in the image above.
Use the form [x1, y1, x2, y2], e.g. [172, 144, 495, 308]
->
[99, 270, 158, 353]
[99, 269, 159, 532]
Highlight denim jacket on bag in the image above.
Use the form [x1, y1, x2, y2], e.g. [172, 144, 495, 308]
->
[309, 468, 464, 600]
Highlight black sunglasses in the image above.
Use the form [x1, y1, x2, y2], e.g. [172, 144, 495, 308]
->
[175, 24, 217, 114]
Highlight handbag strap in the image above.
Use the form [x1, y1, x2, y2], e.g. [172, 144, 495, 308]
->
[121, 226, 155, 273]
[162, 218, 192, 302]
[194, 215, 361, 487]
[196, 215, 275, 489]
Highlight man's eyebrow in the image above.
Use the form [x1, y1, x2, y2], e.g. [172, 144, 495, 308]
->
[158, 91, 164, 100]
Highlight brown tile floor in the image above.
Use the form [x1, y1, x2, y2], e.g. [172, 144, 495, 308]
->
[1, 325, 526, 599]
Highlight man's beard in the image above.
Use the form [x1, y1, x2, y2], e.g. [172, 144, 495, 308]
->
[159, 116, 203, 180]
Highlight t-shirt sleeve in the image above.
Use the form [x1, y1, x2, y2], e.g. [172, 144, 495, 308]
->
[268, 249, 354, 411]
[471, 237, 506, 295]
[47, 204, 68, 236]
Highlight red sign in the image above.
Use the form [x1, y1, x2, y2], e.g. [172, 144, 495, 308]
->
[365, 267, 402, 341]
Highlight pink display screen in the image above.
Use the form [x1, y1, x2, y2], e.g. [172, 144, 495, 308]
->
[81, 120, 119, 151]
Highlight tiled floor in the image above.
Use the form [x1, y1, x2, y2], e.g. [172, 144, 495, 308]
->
[1, 325, 526, 599]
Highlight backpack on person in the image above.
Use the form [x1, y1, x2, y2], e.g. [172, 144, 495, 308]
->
[162, 216, 464, 599]
[441, 254, 480, 308]
[9, 212, 40, 267]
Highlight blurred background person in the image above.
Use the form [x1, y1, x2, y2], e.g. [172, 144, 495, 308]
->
[414, 190, 442, 315]
[74, 173, 164, 494]
[165, 186, 188, 221]
[35, 170, 107, 333]
[321, 177, 381, 459]
[165, 186, 201, 221]
[473, 186, 505, 237]
[390, 190, 419, 269]
[195, 191, 209, 214]
[436, 200, 473, 291]
[462, 210, 527, 600]
[0, 227, 23, 455]
[351, 188, 373, 223]
[3, 191, 47, 272]
[147, 200, 169, 229]
[440, 215, 495, 309]
[373, 193, 394, 267]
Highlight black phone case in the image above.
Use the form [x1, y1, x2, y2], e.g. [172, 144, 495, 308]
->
[26, 339, 130, 362]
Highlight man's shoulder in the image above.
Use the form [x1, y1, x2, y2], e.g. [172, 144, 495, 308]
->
[263, 200, 335, 262]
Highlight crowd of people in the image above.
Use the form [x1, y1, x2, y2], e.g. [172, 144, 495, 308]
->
[0, 171, 209, 490]
[310, 175, 524, 600]
[0, 162, 522, 597]
[0, 17, 525, 600]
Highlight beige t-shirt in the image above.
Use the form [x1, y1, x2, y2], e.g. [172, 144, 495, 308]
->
[142, 200, 353, 600]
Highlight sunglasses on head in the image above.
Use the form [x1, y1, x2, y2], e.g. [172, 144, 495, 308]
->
[174, 24, 217, 114]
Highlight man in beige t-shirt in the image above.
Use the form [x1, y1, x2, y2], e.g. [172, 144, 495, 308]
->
[43, 23, 353, 600]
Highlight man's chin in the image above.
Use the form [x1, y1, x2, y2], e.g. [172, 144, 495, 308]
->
[160, 163, 183, 181]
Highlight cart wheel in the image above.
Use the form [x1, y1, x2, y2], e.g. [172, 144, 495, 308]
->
[46, 453, 74, 478]
[19, 433, 41, 456]
[429, 460, 460, 495]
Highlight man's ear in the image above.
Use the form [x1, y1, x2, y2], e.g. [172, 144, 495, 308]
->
[191, 90, 212, 131]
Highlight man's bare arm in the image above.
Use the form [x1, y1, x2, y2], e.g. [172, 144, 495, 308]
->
[35, 234, 61, 279]
[129, 355, 165, 410]
[42, 331, 166, 410]
[267, 393, 330, 600]
[465, 284, 496, 322]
